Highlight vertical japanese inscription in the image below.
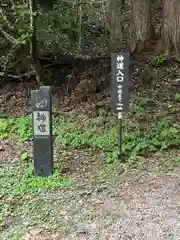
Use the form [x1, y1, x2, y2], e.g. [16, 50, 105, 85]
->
[111, 53, 130, 112]
[33, 111, 50, 135]
[31, 87, 53, 177]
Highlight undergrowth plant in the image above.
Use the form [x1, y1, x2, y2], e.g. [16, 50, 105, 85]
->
[0, 163, 71, 198]
[152, 52, 168, 66]
[175, 93, 180, 102]
[1, 106, 179, 164]
[0, 116, 32, 141]
[54, 115, 180, 163]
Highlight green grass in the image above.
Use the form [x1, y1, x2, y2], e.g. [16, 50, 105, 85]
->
[0, 116, 32, 141]
[1, 226, 23, 240]
[0, 192, 76, 239]
[0, 163, 72, 238]
[0, 164, 72, 198]
[0, 97, 180, 239]
[175, 93, 180, 102]
[0, 97, 179, 186]
[54, 116, 180, 161]
[0, 101, 179, 163]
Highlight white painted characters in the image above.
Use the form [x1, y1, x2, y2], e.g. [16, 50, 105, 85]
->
[33, 111, 50, 136]
[116, 54, 124, 111]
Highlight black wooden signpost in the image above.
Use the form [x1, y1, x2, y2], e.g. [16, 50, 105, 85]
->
[111, 53, 130, 159]
[31, 86, 53, 177]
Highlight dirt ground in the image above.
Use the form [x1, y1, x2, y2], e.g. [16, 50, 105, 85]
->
[1, 141, 180, 240]
[19, 164, 180, 240]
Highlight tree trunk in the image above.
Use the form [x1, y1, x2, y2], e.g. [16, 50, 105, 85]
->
[129, 0, 154, 53]
[161, 0, 180, 54]
[107, 0, 123, 52]
[30, 0, 50, 85]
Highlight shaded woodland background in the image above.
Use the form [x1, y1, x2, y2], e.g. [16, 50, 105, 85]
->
[0, 0, 180, 96]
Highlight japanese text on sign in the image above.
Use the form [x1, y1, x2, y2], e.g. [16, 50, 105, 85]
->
[33, 111, 50, 135]
[111, 52, 130, 112]
[116, 54, 124, 111]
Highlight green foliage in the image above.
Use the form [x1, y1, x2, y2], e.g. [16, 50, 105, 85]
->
[152, 52, 168, 66]
[16, 116, 32, 141]
[0, 213, 4, 229]
[5, 1, 98, 53]
[0, 116, 32, 141]
[1, 2, 34, 45]
[131, 103, 147, 116]
[0, 162, 72, 238]
[161, 156, 180, 172]
[130, 98, 157, 117]
[105, 151, 119, 164]
[0, 0, 109, 71]
[36, 2, 108, 53]
[175, 93, 180, 102]
[54, 117, 117, 151]
[0, 106, 179, 238]
[0, 164, 72, 198]
[13, 4, 34, 45]
[148, 122, 180, 150]
[1, 103, 179, 166]
[0, 119, 9, 139]
[54, 114, 180, 164]
[21, 151, 28, 161]
[21, 151, 33, 162]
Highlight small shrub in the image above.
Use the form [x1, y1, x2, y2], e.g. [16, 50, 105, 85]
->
[0, 119, 9, 139]
[0, 116, 32, 141]
[175, 93, 180, 102]
[152, 52, 168, 66]
[16, 116, 32, 141]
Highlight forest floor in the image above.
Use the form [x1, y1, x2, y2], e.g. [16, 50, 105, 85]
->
[0, 58, 180, 239]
